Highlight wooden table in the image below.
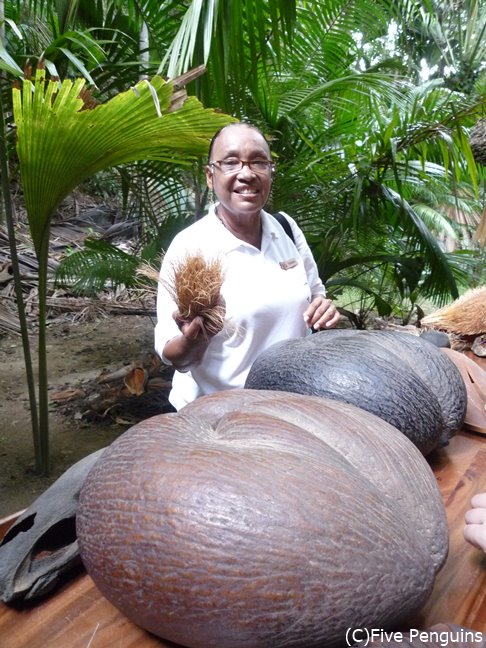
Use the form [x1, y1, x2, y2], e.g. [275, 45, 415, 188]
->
[2, 430, 486, 648]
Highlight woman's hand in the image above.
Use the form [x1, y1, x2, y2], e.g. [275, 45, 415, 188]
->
[163, 313, 212, 370]
[464, 493, 486, 551]
[174, 313, 208, 341]
[304, 297, 341, 331]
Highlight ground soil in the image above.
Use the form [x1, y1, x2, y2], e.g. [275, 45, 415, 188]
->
[0, 314, 166, 518]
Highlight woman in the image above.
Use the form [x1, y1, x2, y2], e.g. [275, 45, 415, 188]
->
[155, 122, 340, 410]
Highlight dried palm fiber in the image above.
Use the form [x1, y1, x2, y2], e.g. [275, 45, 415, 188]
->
[135, 262, 160, 295]
[136, 262, 161, 288]
[470, 118, 486, 166]
[441, 347, 486, 435]
[137, 257, 226, 338]
[165, 253, 226, 338]
[421, 287, 486, 336]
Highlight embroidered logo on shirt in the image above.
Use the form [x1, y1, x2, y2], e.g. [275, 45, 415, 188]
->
[279, 258, 298, 270]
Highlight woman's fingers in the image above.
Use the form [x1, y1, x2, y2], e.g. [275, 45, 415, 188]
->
[304, 297, 340, 330]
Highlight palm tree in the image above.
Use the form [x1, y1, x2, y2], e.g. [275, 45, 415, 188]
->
[396, 0, 486, 93]
[10, 64, 234, 474]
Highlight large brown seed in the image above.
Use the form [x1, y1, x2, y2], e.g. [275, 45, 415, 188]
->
[77, 390, 448, 648]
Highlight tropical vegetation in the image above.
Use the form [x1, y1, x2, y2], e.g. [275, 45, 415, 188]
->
[0, 0, 485, 471]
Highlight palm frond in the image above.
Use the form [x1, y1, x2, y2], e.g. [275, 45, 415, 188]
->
[55, 237, 140, 294]
[0, 40, 23, 76]
[12, 66, 236, 256]
[378, 184, 459, 300]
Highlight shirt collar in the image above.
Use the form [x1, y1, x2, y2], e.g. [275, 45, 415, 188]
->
[261, 210, 286, 252]
[208, 204, 244, 252]
[207, 205, 281, 252]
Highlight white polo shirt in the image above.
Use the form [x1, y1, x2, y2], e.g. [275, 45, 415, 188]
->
[154, 206, 326, 410]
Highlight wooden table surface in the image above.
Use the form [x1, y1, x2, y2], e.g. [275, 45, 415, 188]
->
[1, 429, 486, 648]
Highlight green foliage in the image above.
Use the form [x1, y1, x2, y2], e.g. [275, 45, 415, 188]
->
[4, 0, 482, 316]
[13, 67, 234, 257]
[159, 0, 297, 110]
[55, 238, 140, 294]
[116, 160, 203, 246]
[2, 0, 486, 472]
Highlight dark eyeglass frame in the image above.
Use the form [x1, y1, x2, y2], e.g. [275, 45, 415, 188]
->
[209, 158, 275, 175]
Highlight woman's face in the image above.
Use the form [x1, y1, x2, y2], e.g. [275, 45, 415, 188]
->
[206, 125, 274, 220]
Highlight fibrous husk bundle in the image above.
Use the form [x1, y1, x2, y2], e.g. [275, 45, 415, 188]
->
[421, 287, 486, 336]
[166, 253, 226, 337]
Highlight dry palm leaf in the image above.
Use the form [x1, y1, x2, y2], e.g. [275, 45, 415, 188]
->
[124, 367, 149, 396]
[136, 262, 160, 286]
[422, 287, 486, 336]
[441, 348, 486, 435]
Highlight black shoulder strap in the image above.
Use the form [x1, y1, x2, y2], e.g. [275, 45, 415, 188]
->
[272, 211, 295, 244]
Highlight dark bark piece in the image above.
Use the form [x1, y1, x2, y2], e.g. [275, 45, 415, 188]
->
[0, 448, 105, 603]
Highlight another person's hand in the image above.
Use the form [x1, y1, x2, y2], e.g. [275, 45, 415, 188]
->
[464, 493, 486, 551]
[304, 297, 341, 331]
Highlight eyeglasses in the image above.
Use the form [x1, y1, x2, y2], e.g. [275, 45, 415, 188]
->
[210, 158, 275, 175]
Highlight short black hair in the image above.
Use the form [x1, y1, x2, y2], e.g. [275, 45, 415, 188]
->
[207, 123, 268, 162]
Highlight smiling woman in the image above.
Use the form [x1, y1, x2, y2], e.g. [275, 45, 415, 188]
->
[206, 123, 275, 248]
[154, 122, 341, 411]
